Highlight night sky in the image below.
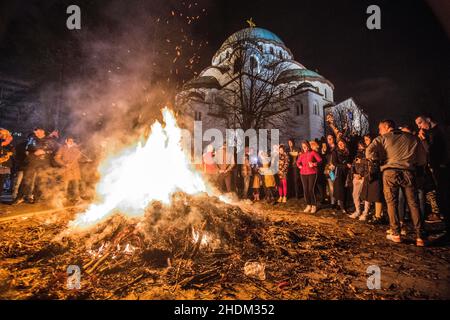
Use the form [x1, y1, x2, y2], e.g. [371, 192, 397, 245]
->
[0, 0, 449, 130]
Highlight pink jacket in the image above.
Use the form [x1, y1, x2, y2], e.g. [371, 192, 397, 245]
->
[296, 151, 322, 175]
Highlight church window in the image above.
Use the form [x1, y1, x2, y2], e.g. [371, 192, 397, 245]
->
[233, 57, 242, 74]
[194, 111, 202, 121]
[301, 103, 304, 114]
[270, 47, 274, 55]
[324, 89, 328, 99]
[250, 56, 259, 72]
[279, 51, 283, 59]
[296, 105, 299, 116]
[226, 51, 230, 59]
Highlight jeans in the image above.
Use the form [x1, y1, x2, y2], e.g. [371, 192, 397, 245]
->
[327, 178, 335, 204]
[12, 170, 24, 199]
[0, 174, 7, 197]
[383, 169, 424, 238]
[352, 177, 364, 213]
[352, 177, 370, 214]
[399, 186, 426, 222]
[301, 174, 318, 206]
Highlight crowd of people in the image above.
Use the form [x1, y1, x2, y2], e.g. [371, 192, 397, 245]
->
[1, 113, 449, 247]
[200, 114, 449, 247]
[0, 127, 97, 206]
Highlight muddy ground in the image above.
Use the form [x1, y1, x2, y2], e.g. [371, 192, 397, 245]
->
[0, 199, 449, 300]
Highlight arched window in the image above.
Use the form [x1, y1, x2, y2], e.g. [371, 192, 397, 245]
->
[249, 56, 258, 72]
[194, 111, 202, 121]
[279, 51, 283, 59]
[233, 57, 242, 74]
[296, 105, 299, 116]
[301, 103, 304, 115]
[270, 47, 274, 55]
[324, 89, 328, 99]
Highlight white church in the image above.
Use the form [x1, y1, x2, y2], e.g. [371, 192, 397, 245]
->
[176, 27, 368, 143]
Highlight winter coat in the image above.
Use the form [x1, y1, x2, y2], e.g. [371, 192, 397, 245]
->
[330, 149, 351, 201]
[278, 153, 290, 179]
[54, 145, 82, 181]
[297, 151, 322, 175]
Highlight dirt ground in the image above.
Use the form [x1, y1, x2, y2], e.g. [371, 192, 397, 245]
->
[0, 199, 449, 300]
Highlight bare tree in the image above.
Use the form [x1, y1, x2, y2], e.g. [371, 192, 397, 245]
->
[189, 29, 297, 134]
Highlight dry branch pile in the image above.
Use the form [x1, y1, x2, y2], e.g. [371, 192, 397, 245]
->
[0, 195, 449, 300]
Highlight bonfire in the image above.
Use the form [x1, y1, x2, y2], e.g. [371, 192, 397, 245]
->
[0, 108, 278, 299]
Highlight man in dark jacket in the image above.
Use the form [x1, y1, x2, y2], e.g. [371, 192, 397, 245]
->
[11, 139, 28, 201]
[366, 119, 427, 246]
[416, 114, 450, 240]
[16, 127, 58, 204]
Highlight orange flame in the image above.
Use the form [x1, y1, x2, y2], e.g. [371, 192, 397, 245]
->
[70, 107, 210, 228]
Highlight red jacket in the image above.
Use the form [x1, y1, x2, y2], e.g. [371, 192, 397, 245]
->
[297, 151, 322, 175]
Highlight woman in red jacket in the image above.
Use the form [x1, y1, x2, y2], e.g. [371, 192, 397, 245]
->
[297, 140, 322, 213]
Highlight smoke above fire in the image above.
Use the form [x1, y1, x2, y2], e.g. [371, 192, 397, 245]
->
[16, 1, 212, 207]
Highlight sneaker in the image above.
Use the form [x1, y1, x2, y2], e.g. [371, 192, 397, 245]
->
[282, 196, 287, 203]
[303, 205, 311, 213]
[359, 213, 368, 221]
[277, 197, 282, 203]
[425, 214, 442, 224]
[416, 238, 426, 247]
[310, 205, 317, 213]
[386, 234, 401, 243]
[349, 211, 360, 219]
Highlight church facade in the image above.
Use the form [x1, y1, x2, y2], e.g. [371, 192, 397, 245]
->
[176, 27, 367, 144]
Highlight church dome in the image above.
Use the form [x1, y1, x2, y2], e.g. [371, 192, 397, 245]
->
[220, 27, 285, 49]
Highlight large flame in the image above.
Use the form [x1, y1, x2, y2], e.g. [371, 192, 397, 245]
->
[71, 107, 208, 228]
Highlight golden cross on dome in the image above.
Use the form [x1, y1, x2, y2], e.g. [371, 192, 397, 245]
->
[246, 17, 256, 28]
